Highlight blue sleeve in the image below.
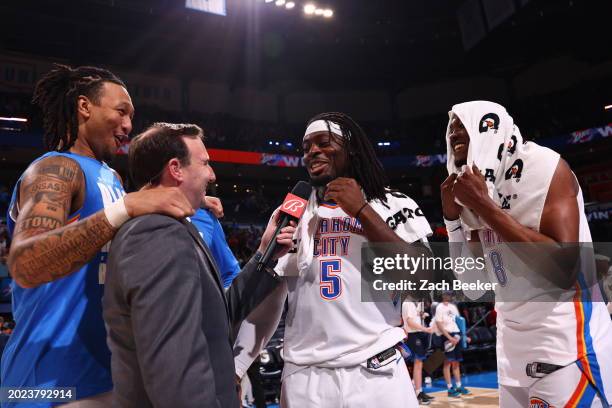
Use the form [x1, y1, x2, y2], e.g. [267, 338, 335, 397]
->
[190, 209, 214, 248]
[208, 217, 241, 288]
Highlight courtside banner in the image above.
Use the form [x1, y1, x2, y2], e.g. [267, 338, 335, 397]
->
[280, 193, 308, 219]
[105, 122, 612, 167]
[209, 148, 262, 165]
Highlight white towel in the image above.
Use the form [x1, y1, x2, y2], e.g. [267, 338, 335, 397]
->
[446, 101, 560, 232]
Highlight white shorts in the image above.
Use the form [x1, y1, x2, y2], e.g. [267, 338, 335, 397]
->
[499, 361, 610, 407]
[281, 352, 418, 408]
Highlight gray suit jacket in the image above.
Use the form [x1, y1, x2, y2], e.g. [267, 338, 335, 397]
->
[103, 214, 280, 408]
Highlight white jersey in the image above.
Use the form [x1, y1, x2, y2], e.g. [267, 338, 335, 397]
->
[433, 302, 460, 335]
[402, 301, 424, 334]
[478, 187, 612, 389]
[278, 193, 432, 369]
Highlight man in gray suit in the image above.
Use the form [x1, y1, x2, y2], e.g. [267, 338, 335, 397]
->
[103, 122, 296, 408]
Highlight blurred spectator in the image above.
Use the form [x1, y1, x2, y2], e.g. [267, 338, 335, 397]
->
[0, 185, 10, 215]
[0, 221, 10, 277]
[2, 321, 14, 336]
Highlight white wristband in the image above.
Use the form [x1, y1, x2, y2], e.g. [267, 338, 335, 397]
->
[104, 197, 131, 229]
[444, 217, 461, 231]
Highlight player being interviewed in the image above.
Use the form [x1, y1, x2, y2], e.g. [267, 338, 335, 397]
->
[233, 112, 433, 407]
[440, 100, 612, 406]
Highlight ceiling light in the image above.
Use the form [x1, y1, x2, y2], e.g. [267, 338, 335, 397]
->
[304, 4, 316, 14]
[323, 9, 333, 17]
[314, 8, 324, 15]
[275, 0, 285, 6]
[0, 116, 28, 122]
[286, 1, 295, 9]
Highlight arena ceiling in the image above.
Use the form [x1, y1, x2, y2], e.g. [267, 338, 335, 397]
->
[1, 0, 610, 91]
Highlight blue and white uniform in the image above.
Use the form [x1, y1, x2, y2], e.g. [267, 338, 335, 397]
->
[2, 152, 124, 407]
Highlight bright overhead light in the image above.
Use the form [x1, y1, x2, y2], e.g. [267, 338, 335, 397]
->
[314, 8, 324, 15]
[286, 1, 295, 9]
[605, 104, 612, 110]
[304, 4, 316, 14]
[265, 0, 274, 3]
[323, 9, 333, 17]
[275, 0, 285, 6]
[0, 116, 28, 122]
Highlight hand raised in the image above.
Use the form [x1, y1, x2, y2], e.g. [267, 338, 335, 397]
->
[323, 177, 366, 217]
[202, 195, 224, 218]
[453, 164, 490, 212]
[440, 173, 461, 220]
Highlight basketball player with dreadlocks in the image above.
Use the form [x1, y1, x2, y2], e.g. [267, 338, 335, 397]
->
[2, 64, 192, 407]
[233, 112, 432, 407]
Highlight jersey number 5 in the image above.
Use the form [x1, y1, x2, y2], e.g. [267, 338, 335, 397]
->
[320, 259, 342, 300]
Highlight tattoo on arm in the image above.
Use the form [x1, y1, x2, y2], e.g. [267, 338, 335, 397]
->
[9, 212, 115, 287]
[8, 156, 117, 288]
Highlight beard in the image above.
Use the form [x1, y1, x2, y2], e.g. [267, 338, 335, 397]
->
[309, 173, 335, 187]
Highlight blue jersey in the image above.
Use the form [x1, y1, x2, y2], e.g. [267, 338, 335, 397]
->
[190, 209, 240, 288]
[2, 152, 125, 406]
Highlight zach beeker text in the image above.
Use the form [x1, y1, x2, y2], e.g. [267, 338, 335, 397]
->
[371, 279, 498, 292]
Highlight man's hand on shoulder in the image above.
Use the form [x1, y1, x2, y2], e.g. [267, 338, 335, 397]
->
[124, 187, 194, 219]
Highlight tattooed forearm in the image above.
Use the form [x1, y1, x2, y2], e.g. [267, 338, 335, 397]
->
[8, 211, 116, 288]
[18, 216, 63, 231]
[7, 155, 113, 288]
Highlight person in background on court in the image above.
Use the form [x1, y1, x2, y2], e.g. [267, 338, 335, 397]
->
[433, 291, 471, 398]
[402, 298, 435, 405]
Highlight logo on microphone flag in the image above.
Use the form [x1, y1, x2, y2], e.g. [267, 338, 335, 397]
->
[281, 193, 308, 218]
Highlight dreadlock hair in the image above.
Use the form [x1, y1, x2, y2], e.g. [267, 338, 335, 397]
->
[306, 112, 390, 203]
[31, 63, 126, 152]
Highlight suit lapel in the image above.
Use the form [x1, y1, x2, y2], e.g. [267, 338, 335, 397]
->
[180, 218, 227, 308]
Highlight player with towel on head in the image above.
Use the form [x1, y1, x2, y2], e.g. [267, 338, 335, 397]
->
[233, 112, 433, 407]
[441, 100, 612, 406]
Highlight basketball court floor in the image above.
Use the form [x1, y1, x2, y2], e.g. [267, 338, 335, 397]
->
[423, 371, 499, 407]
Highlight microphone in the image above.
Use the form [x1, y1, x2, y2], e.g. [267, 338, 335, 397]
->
[258, 181, 312, 270]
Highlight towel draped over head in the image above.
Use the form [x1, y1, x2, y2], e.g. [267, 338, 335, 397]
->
[445, 101, 560, 232]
